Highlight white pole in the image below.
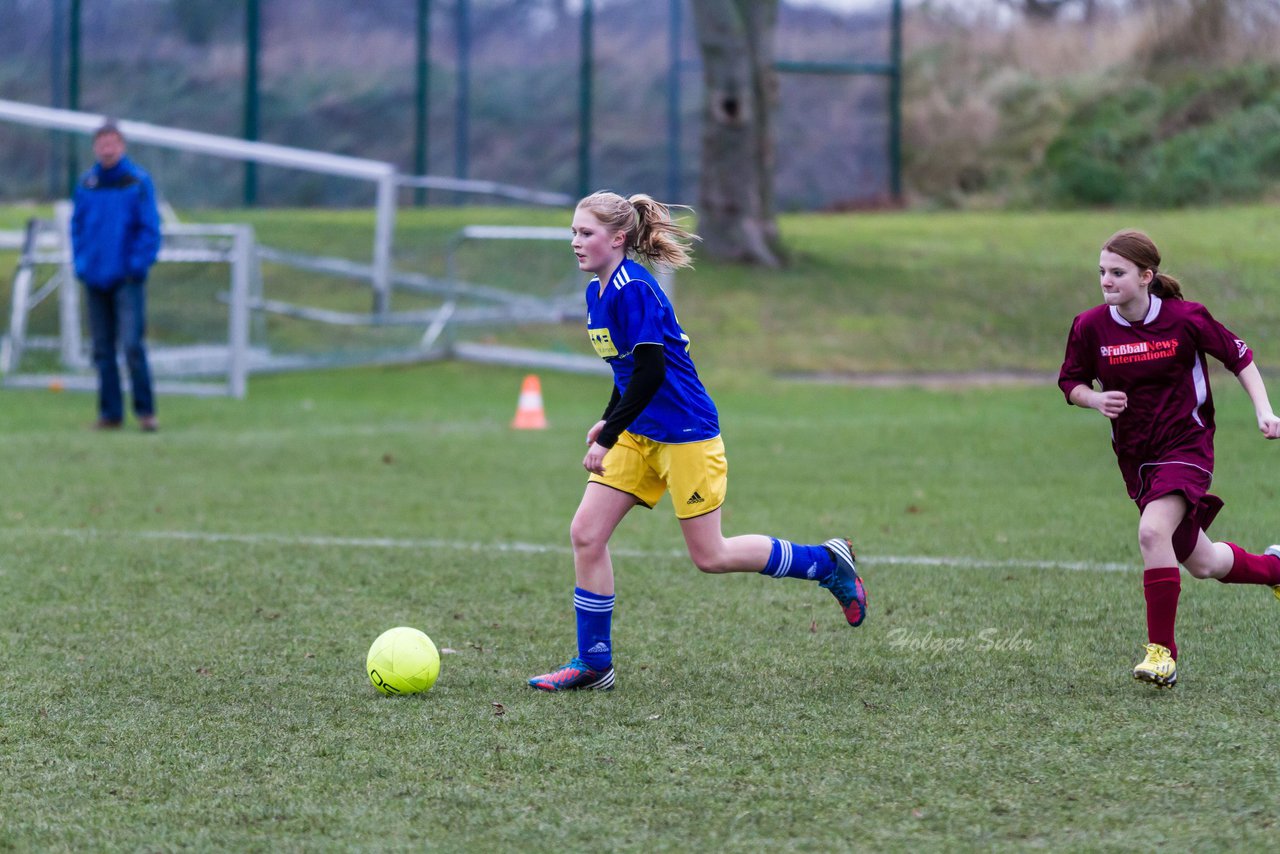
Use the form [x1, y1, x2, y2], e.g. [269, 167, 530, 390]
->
[228, 226, 252, 399]
[372, 174, 397, 316]
[54, 201, 86, 369]
[0, 99, 396, 181]
[1, 259, 31, 374]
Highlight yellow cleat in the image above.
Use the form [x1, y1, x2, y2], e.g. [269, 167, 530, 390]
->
[1133, 643, 1177, 689]
[1265, 546, 1280, 600]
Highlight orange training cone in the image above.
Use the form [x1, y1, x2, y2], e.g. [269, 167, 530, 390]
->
[512, 374, 548, 430]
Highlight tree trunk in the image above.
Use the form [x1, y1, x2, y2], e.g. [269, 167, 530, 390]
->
[690, 0, 784, 267]
[997, 0, 1081, 21]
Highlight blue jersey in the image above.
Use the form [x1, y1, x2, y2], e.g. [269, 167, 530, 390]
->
[585, 259, 719, 443]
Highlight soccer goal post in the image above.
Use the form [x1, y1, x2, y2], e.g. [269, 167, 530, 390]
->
[1, 98, 621, 385]
[2, 208, 256, 398]
[0, 98, 399, 313]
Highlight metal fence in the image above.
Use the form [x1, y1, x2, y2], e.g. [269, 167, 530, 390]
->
[0, 0, 901, 212]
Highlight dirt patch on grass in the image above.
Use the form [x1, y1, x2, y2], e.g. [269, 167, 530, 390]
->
[778, 370, 1056, 389]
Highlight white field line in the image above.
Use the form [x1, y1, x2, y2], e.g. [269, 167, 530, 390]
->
[0, 420, 507, 444]
[5, 527, 1132, 573]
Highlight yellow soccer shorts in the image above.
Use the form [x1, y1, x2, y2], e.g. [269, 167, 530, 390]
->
[588, 431, 727, 519]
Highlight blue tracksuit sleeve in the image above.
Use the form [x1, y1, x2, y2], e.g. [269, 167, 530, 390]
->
[70, 184, 88, 279]
[128, 174, 161, 280]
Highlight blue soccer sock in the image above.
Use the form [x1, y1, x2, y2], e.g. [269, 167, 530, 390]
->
[759, 538, 835, 582]
[575, 587, 615, 671]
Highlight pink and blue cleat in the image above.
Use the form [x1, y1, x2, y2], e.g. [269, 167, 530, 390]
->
[821, 537, 867, 627]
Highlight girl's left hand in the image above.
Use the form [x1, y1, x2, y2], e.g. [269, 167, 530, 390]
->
[1259, 412, 1280, 439]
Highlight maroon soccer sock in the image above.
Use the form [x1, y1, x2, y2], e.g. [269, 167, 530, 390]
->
[1143, 566, 1180, 660]
[1219, 543, 1280, 585]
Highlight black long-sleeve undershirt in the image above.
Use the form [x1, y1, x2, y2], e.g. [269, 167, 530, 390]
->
[596, 343, 666, 448]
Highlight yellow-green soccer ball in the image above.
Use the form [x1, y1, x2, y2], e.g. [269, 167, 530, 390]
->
[366, 627, 440, 696]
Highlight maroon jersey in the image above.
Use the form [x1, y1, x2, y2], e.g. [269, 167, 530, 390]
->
[1058, 296, 1253, 484]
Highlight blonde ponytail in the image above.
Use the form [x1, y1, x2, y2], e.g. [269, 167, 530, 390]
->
[628, 194, 698, 269]
[576, 190, 699, 270]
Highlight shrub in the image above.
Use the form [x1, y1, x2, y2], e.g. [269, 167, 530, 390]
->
[1031, 64, 1280, 208]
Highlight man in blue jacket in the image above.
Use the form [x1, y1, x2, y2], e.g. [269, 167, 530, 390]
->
[71, 121, 162, 431]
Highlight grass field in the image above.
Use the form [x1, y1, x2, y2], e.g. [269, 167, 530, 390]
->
[3, 205, 1280, 850]
[2, 360, 1279, 852]
[5, 202, 1280, 380]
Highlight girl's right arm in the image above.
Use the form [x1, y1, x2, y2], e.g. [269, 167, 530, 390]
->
[582, 345, 666, 474]
[1068, 383, 1128, 419]
[1059, 313, 1126, 418]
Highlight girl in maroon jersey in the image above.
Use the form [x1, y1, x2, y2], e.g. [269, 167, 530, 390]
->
[1058, 229, 1280, 689]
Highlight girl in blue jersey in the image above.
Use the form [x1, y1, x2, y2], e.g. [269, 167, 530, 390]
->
[529, 191, 867, 692]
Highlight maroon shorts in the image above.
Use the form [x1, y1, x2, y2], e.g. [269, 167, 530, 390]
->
[1123, 460, 1223, 560]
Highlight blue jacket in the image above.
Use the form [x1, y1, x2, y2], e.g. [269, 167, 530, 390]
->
[71, 155, 161, 290]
